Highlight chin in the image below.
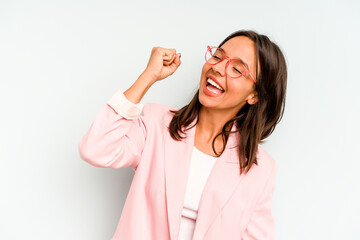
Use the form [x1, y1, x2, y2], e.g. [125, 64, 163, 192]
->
[198, 90, 214, 108]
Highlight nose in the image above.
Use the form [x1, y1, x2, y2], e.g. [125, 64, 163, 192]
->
[211, 58, 229, 77]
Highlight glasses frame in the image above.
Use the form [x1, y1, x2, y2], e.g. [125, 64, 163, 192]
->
[205, 45, 256, 84]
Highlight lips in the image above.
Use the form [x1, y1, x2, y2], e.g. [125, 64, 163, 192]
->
[207, 75, 224, 91]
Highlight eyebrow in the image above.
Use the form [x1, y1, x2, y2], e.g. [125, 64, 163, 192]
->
[219, 47, 250, 70]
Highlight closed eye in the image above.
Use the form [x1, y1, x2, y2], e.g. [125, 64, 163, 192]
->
[233, 67, 242, 74]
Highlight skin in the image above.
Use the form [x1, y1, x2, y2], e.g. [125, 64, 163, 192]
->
[195, 36, 259, 156]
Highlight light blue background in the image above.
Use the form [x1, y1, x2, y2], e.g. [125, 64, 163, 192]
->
[0, 0, 359, 239]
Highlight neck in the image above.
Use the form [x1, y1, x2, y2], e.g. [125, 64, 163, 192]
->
[196, 107, 235, 144]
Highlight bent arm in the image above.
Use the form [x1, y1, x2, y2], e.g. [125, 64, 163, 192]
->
[78, 89, 150, 170]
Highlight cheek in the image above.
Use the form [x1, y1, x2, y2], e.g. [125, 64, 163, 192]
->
[226, 81, 254, 100]
[201, 63, 210, 76]
[200, 64, 210, 85]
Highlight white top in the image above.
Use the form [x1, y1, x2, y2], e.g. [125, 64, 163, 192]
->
[178, 146, 219, 240]
[108, 90, 219, 239]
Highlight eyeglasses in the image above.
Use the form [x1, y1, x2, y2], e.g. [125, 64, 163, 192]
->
[205, 46, 256, 84]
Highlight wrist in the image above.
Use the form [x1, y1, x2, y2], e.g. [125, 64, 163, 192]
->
[140, 70, 158, 84]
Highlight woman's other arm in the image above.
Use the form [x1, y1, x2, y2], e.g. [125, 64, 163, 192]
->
[78, 75, 153, 170]
[78, 47, 181, 170]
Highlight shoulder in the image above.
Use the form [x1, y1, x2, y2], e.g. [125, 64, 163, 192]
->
[143, 102, 178, 117]
[257, 145, 277, 171]
[142, 102, 178, 125]
[247, 145, 277, 183]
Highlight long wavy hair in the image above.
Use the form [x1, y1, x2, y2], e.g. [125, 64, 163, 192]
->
[167, 30, 287, 175]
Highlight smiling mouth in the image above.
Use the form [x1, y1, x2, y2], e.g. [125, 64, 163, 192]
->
[206, 78, 225, 94]
[203, 79, 224, 97]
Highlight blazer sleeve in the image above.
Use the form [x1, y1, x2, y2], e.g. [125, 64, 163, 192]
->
[78, 89, 149, 170]
[241, 162, 277, 240]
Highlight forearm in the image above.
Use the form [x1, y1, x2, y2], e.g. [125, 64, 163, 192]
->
[124, 71, 156, 104]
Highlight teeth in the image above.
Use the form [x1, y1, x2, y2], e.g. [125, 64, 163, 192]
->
[207, 78, 224, 91]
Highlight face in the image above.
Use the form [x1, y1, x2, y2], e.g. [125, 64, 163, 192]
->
[199, 36, 258, 116]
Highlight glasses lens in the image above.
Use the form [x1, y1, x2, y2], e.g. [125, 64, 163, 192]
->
[227, 60, 246, 78]
[205, 47, 223, 64]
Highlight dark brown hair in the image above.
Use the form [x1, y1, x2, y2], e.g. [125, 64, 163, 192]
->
[168, 30, 287, 175]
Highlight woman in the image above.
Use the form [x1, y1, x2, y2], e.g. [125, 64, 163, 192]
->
[78, 29, 287, 240]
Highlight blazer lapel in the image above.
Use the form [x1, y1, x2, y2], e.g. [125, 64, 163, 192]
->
[164, 118, 243, 240]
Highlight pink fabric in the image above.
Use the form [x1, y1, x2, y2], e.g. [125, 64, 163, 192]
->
[104, 89, 144, 119]
[78, 91, 277, 240]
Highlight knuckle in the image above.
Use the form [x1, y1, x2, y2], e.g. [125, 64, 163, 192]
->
[153, 46, 161, 52]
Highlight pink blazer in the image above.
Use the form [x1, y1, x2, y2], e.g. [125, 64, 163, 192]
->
[78, 91, 277, 240]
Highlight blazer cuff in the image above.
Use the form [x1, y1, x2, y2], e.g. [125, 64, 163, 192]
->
[107, 89, 144, 119]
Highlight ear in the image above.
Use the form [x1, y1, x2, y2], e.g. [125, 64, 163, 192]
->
[246, 91, 259, 105]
